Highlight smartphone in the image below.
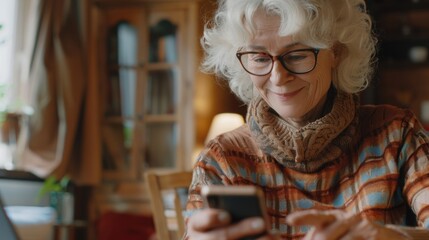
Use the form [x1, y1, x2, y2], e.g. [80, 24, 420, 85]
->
[201, 185, 269, 239]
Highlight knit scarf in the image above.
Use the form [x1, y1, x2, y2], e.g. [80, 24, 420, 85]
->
[246, 91, 359, 173]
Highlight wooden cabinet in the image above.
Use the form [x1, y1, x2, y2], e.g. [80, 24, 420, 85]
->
[368, 0, 429, 66]
[87, 0, 198, 221]
[366, 0, 429, 120]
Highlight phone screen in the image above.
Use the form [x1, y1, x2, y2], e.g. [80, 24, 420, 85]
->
[201, 185, 269, 240]
[205, 194, 265, 223]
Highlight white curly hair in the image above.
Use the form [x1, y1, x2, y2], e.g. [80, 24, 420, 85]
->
[200, 0, 378, 103]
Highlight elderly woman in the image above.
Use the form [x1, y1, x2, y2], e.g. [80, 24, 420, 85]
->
[185, 0, 429, 239]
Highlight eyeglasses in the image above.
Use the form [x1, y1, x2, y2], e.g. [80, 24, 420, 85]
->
[236, 48, 320, 76]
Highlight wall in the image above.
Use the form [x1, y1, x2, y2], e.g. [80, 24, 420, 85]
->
[193, 1, 247, 152]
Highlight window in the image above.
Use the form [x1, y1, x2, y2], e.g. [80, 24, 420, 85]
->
[0, 0, 18, 169]
[0, 0, 17, 110]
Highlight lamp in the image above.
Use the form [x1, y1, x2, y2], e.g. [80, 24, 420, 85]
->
[205, 113, 245, 144]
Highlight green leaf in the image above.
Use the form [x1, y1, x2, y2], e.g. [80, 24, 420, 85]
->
[59, 176, 70, 190]
[36, 176, 70, 203]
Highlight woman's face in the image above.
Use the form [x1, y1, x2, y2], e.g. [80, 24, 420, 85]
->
[245, 10, 337, 123]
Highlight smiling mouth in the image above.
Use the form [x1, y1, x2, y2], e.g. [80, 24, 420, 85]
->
[273, 87, 303, 99]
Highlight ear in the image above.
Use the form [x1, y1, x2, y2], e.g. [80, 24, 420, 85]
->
[331, 42, 346, 67]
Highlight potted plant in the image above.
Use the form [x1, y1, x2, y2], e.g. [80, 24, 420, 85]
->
[38, 176, 74, 224]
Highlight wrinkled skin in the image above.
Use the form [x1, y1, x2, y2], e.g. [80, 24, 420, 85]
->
[186, 208, 280, 240]
[286, 209, 412, 240]
[186, 208, 411, 240]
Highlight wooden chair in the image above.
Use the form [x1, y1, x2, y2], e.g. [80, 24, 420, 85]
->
[145, 171, 193, 240]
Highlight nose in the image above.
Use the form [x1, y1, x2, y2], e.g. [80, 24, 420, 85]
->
[270, 59, 294, 85]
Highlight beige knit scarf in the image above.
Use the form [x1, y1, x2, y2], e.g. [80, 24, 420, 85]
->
[246, 90, 359, 173]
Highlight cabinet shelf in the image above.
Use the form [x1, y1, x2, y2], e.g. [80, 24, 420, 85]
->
[144, 114, 177, 122]
[369, 1, 429, 13]
[107, 62, 177, 71]
[147, 62, 177, 71]
[108, 64, 143, 71]
[380, 60, 429, 69]
[103, 114, 177, 123]
[104, 116, 140, 123]
[380, 34, 429, 43]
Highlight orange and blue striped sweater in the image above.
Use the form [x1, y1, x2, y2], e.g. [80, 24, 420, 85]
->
[186, 93, 429, 239]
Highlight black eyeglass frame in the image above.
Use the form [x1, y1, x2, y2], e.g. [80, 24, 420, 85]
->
[236, 48, 320, 76]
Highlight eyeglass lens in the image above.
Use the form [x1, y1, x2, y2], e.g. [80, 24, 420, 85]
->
[238, 49, 318, 76]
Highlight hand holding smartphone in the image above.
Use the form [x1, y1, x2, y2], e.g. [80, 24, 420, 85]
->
[201, 185, 270, 239]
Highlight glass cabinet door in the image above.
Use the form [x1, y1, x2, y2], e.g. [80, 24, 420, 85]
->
[100, 8, 144, 179]
[100, 7, 187, 179]
[141, 10, 186, 171]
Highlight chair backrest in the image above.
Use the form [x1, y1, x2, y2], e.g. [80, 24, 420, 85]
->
[145, 171, 193, 240]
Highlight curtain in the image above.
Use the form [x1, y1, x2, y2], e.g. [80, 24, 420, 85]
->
[17, 0, 101, 185]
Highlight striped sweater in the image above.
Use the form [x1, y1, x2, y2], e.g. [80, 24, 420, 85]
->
[185, 92, 429, 239]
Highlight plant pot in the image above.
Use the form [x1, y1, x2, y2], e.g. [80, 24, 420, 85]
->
[49, 191, 74, 224]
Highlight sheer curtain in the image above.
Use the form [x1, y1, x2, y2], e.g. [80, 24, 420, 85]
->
[16, 0, 101, 185]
